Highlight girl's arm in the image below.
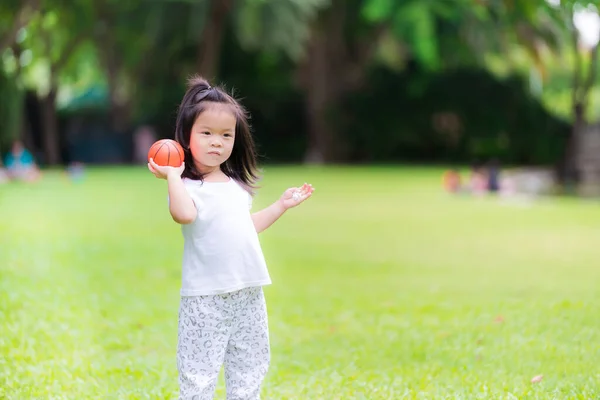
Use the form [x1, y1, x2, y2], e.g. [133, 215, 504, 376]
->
[166, 174, 197, 224]
[148, 159, 197, 224]
[251, 201, 286, 233]
[251, 183, 314, 233]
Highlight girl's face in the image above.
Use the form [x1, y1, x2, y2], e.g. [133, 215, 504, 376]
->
[189, 106, 236, 174]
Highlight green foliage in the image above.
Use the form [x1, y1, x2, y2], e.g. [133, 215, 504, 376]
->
[0, 0, 37, 48]
[1, 0, 598, 165]
[0, 0, 23, 38]
[9, 0, 94, 98]
[342, 67, 569, 164]
[362, 0, 490, 69]
[235, 0, 329, 60]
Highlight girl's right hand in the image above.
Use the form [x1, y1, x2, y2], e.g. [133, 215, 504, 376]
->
[148, 158, 185, 180]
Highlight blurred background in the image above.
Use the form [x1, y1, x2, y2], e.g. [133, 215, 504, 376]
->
[2, 0, 600, 196]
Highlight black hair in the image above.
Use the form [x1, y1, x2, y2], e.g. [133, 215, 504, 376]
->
[174, 75, 260, 193]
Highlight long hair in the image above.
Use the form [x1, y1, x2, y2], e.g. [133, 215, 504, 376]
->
[174, 75, 260, 193]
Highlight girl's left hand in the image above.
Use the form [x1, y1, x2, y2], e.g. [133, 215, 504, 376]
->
[280, 183, 315, 210]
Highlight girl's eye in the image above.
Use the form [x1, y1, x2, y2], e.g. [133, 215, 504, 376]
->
[202, 131, 211, 136]
[224, 133, 233, 138]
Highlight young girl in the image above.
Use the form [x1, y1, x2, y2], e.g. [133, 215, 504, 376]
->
[148, 76, 314, 400]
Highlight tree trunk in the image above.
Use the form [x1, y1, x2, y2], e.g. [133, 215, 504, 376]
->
[300, 0, 377, 164]
[561, 104, 584, 185]
[20, 104, 34, 153]
[300, 0, 347, 164]
[92, 0, 131, 134]
[196, 0, 231, 79]
[0, 79, 25, 154]
[559, 21, 600, 187]
[16, 45, 32, 151]
[96, 34, 131, 133]
[1, 44, 26, 152]
[40, 88, 60, 165]
[303, 30, 339, 164]
[36, 31, 83, 165]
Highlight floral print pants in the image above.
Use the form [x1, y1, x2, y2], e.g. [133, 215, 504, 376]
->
[177, 286, 270, 400]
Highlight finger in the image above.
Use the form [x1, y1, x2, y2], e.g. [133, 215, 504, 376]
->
[148, 163, 158, 174]
[149, 158, 161, 171]
[297, 194, 311, 203]
[299, 190, 313, 200]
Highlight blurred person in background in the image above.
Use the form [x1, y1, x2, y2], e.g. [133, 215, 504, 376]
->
[487, 158, 501, 193]
[442, 169, 463, 193]
[469, 164, 488, 195]
[133, 125, 157, 164]
[4, 140, 41, 183]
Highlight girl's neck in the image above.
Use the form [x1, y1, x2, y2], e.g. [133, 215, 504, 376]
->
[198, 164, 229, 183]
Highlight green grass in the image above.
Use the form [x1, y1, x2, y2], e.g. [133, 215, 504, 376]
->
[1, 165, 599, 399]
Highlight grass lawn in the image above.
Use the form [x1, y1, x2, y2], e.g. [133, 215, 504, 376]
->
[1, 165, 599, 399]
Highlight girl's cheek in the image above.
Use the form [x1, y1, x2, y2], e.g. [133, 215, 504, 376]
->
[189, 139, 203, 159]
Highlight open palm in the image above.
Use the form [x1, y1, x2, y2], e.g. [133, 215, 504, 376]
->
[280, 183, 315, 210]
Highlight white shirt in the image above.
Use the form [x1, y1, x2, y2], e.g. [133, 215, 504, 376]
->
[177, 177, 271, 296]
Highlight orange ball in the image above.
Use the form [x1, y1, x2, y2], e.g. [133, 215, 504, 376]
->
[147, 139, 185, 167]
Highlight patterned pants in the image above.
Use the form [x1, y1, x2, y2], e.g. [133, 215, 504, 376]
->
[177, 286, 270, 400]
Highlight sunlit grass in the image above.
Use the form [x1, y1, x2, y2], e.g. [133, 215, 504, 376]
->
[1, 166, 599, 399]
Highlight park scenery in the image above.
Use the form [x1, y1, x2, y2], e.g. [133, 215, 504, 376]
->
[2, 1, 600, 399]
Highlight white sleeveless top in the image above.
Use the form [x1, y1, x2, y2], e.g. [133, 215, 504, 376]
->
[177, 177, 271, 296]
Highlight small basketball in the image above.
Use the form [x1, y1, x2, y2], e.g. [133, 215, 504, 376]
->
[148, 139, 185, 167]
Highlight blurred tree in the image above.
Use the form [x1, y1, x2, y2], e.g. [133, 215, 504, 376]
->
[296, 0, 384, 163]
[355, 0, 568, 164]
[234, 0, 328, 60]
[295, 0, 554, 163]
[91, 0, 166, 134]
[342, 66, 569, 165]
[295, 0, 492, 162]
[0, 0, 40, 51]
[559, 0, 600, 184]
[0, 0, 590, 169]
[0, 68, 24, 155]
[0, 0, 40, 154]
[439, 0, 600, 184]
[362, 0, 566, 80]
[17, 0, 93, 164]
[90, 0, 327, 132]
